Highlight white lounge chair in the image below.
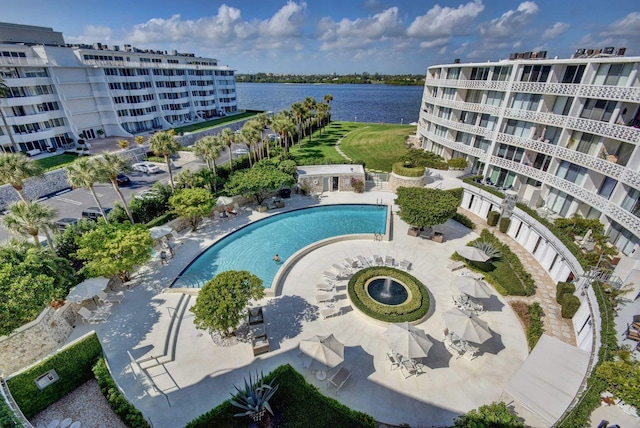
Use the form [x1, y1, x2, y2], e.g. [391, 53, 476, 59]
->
[327, 366, 351, 396]
[342, 258, 360, 269]
[357, 256, 370, 268]
[446, 261, 465, 271]
[322, 271, 340, 281]
[78, 307, 110, 324]
[371, 255, 384, 266]
[331, 264, 350, 277]
[398, 260, 412, 270]
[384, 256, 394, 267]
[320, 306, 341, 319]
[97, 290, 125, 304]
[316, 283, 334, 292]
[315, 292, 334, 303]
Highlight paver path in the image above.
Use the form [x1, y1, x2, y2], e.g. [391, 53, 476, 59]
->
[459, 208, 576, 346]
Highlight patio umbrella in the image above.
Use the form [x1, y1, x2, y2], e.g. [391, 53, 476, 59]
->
[149, 225, 173, 240]
[443, 308, 492, 344]
[384, 322, 433, 359]
[216, 196, 234, 206]
[456, 246, 491, 262]
[298, 334, 345, 372]
[452, 277, 492, 299]
[67, 276, 110, 303]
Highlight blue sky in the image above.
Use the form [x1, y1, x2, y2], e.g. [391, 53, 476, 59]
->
[3, 1, 639, 74]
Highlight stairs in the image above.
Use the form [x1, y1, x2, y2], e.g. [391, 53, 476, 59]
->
[582, 270, 625, 290]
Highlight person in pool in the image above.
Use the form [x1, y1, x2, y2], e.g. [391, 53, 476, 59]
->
[273, 254, 280, 263]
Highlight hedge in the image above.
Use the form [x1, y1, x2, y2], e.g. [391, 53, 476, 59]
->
[391, 162, 426, 177]
[92, 358, 150, 428]
[527, 303, 544, 349]
[487, 210, 500, 226]
[498, 217, 511, 233]
[185, 364, 375, 428]
[347, 267, 430, 323]
[0, 398, 21, 427]
[6, 333, 103, 418]
[556, 282, 576, 304]
[447, 158, 468, 169]
[561, 294, 581, 319]
[453, 212, 475, 230]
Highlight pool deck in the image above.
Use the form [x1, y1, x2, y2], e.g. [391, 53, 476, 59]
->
[67, 191, 530, 427]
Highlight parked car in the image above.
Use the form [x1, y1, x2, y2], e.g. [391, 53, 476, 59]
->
[55, 217, 81, 231]
[81, 207, 112, 221]
[131, 162, 160, 174]
[134, 189, 159, 200]
[116, 173, 131, 186]
[235, 148, 249, 157]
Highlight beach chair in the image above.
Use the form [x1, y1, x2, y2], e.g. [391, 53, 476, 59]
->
[316, 283, 334, 292]
[342, 258, 359, 269]
[327, 366, 351, 396]
[315, 292, 334, 303]
[357, 256, 370, 268]
[384, 256, 394, 267]
[398, 260, 412, 270]
[97, 290, 125, 304]
[371, 255, 384, 266]
[320, 306, 341, 319]
[322, 271, 340, 281]
[78, 307, 110, 324]
[331, 264, 350, 277]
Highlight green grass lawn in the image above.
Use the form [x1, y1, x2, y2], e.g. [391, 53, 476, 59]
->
[340, 124, 415, 171]
[288, 122, 365, 164]
[172, 111, 260, 134]
[34, 154, 79, 171]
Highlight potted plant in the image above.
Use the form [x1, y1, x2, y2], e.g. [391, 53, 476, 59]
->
[230, 372, 279, 427]
[97, 129, 105, 138]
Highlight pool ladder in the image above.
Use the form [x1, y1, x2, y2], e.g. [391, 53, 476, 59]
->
[373, 230, 383, 241]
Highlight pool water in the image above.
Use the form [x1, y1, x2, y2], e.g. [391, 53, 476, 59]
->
[171, 205, 387, 288]
[172, 204, 387, 288]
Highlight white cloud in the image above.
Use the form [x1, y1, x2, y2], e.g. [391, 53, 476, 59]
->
[600, 12, 640, 38]
[407, 0, 484, 38]
[479, 1, 539, 39]
[419, 38, 450, 49]
[542, 22, 569, 41]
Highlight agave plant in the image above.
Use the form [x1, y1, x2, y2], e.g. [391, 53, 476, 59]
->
[472, 240, 502, 260]
[230, 372, 279, 424]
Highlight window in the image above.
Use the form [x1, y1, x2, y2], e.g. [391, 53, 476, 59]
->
[437, 107, 451, 120]
[492, 66, 511, 81]
[460, 111, 478, 125]
[580, 99, 617, 122]
[556, 161, 588, 185]
[552, 96, 572, 116]
[621, 187, 640, 217]
[607, 221, 640, 255]
[446, 68, 460, 80]
[547, 188, 575, 217]
[593, 63, 633, 86]
[572, 132, 600, 155]
[561, 65, 585, 84]
[495, 144, 524, 162]
[521, 65, 551, 82]
[465, 90, 483, 103]
[511, 93, 541, 111]
[503, 119, 533, 138]
[479, 114, 497, 131]
[470, 67, 490, 80]
[597, 177, 617, 198]
[485, 91, 504, 107]
[442, 88, 456, 100]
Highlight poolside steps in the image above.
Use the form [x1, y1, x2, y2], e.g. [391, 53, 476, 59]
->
[138, 293, 191, 370]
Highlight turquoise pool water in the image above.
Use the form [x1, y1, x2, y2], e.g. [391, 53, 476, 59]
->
[172, 204, 387, 288]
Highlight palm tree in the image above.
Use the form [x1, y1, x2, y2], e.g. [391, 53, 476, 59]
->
[94, 152, 134, 223]
[194, 135, 223, 189]
[0, 152, 44, 201]
[66, 157, 109, 223]
[303, 97, 317, 143]
[149, 131, 182, 190]
[323, 93, 333, 105]
[316, 103, 330, 134]
[1, 200, 57, 247]
[0, 76, 18, 153]
[290, 102, 306, 147]
[240, 121, 262, 167]
[323, 94, 333, 127]
[255, 113, 272, 159]
[271, 113, 296, 154]
[220, 128, 236, 172]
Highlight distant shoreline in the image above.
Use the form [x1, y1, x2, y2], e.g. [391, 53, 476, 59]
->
[235, 75, 424, 86]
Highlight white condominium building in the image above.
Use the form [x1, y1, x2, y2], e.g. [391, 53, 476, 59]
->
[0, 22, 237, 154]
[418, 49, 640, 255]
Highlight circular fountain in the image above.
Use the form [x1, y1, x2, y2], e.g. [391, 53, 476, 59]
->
[366, 277, 409, 306]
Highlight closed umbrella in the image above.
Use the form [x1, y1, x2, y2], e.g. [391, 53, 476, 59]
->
[384, 322, 433, 359]
[149, 225, 173, 240]
[67, 277, 110, 303]
[216, 196, 234, 206]
[443, 308, 492, 344]
[456, 246, 491, 262]
[452, 277, 492, 299]
[299, 334, 345, 373]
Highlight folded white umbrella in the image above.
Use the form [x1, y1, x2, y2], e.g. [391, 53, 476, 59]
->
[67, 276, 110, 303]
[216, 196, 234, 206]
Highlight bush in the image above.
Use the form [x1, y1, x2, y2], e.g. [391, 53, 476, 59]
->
[527, 302, 544, 349]
[447, 158, 468, 169]
[561, 294, 581, 318]
[556, 281, 576, 304]
[499, 217, 511, 233]
[347, 267, 430, 323]
[6, 333, 103, 418]
[350, 177, 365, 193]
[0, 398, 20, 427]
[92, 358, 150, 428]
[445, 187, 463, 203]
[453, 212, 474, 229]
[392, 162, 425, 177]
[487, 210, 500, 227]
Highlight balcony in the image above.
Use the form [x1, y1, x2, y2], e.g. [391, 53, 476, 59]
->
[545, 175, 609, 211]
[579, 84, 640, 103]
[422, 96, 502, 116]
[425, 78, 509, 92]
[426, 132, 489, 160]
[426, 114, 495, 139]
[495, 133, 557, 156]
[605, 205, 640, 239]
[0, 57, 47, 67]
[503, 108, 569, 128]
[566, 116, 640, 145]
[510, 82, 579, 96]
[489, 156, 547, 182]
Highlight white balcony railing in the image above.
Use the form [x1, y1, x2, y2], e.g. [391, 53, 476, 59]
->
[566, 116, 640, 144]
[510, 82, 580, 96]
[428, 133, 489, 160]
[503, 108, 569, 128]
[545, 175, 610, 211]
[426, 114, 495, 139]
[579, 84, 640, 103]
[489, 156, 547, 182]
[422, 96, 502, 116]
[425, 78, 509, 92]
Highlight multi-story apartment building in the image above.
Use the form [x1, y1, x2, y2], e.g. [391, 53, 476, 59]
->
[0, 22, 237, 155]
[418, 49, 640, 256]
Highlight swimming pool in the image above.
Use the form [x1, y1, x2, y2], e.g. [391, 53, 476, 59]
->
[172, 204, 387, 289]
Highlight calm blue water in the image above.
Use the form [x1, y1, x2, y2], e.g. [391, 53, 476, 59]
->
[236, 83, 424, 124]
[172, 204, 387, 289]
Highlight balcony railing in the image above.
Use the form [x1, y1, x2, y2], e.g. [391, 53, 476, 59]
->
[503, 108, 569, 128]
[489, 156, 547, 182]
[427, 133, 489, 160]
[545, 175, 610, 211]
[511, 82, 579, 96]
[566, 116, 640, 144]
[422, 96, 502, 116]
[579, 84, 640, 103]
[605, 205, 640, 238]
[426, 114, 495, 139]
[495, 133, 557, 156]
[0, 57, 47, 67]
[425, 78, 509, 92]
[82, 59, 231, 71]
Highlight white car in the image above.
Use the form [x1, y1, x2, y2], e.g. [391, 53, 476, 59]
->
[235, 148, 249, 156]
[131, 162, 160, 174]
[134, 189, 159, 200]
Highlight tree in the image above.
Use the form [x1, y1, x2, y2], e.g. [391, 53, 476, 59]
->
[316, 102, 330, 132]
[190, 270, 264, 337]
[395, 187, 459, 229]
[239, 121, 262, 167]
[453, 402, 524, 428]
[149, 130, 182, 190]
[302, 96, 317, 143]
[74, 222, 153, 282]
[169, 188, 215, 231]
[225, 163, 295, 205]
[290, 102, 306, 146]
[1, 200, 57, 247]
[255, 113, 272, 159]
[0, 152, 44, 201]
[0, 76, 18, 152]
[194, 135, 223, 175]
[270, 113, 296, 154]
[66, 157, 110, 223]
[220, 128, 236, 172]
[95, 152, 134, 223]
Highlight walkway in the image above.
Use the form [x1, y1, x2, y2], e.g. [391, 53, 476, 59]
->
[459, 208, 576, 345]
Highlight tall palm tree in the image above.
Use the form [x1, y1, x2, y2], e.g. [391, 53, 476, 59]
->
[0, 76, 18, 153]
[323, 94, 333, 126]
[317, 102, 330, 134]
[271, 113, 296, 154]
[0, 152, 44, 201]
[255, 113, 272, 159]
[303, 97, 317, 143]
[290, 102, 306, 147]
[66, 157, 109, 224]
[149, 131, 182, 190]
[1, 200, 57, 247]
[194, 135, 223, 187]
[94, 152, 134, 223]
[220, 128, 236, 172]
[239, 121, 261, 167]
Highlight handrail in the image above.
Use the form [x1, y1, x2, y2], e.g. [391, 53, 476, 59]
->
[0, 375, 33, 427]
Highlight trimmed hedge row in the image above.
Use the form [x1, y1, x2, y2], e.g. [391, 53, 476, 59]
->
[6, 333, 103, 418]
[391, 162, 425, 177]
[92, 358, 150, 428]
[0, 398, 21, 427]
[527, 302, 544, 349]
[447, 158, 468, 169]
[499, 217, 511, 233]
[453, 212, 475, 229]
[487, 210, 500, 226]
[561, 294, 581, 318]
[347, 267, 430, 323]
[556, 282, 576, 304]
[185, 364, 375, 427]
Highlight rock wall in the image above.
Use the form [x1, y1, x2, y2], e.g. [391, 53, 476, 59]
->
[388, 172, 425, 192]
[0, 303, 76, 376]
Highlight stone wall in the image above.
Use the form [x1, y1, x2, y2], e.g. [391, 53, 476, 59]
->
[298, 173, 366, 194]
[0, 303, 76, 376]
[388, 172, 425, 192]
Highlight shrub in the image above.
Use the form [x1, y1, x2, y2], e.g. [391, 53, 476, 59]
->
[487, 210, 500, 226]
[6, 333, 103, 418]
[92, 358, 150, 428]
[350, 177, 365, 193]
[453, 212, 474, 229]
[0, 398, 20, 427]
[392, 162, 425, 177]
[527, 302, 544, 349]
[556, 281, 576, 304]
[447, 158, 468, 169]
[347, 267, 430, 323]
[499, 217, 511, 233]
[561, 294, 581, 318]
[445, 187, 463, 203]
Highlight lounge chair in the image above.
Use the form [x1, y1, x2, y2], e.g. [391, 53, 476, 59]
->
[316, 283, 334, 292]
[252, 336, 270, 356]
[327, 366, 351, 396]
[78, 307, 110, 324]
[626, 328, 640, 342]
[384, 256, 394, 267]
[357, 256, 370, 268]
[398, 260, 412, 270]
[331, 264, 350, 277]
[446, 261, 465, 271]
[342, 258, 359, 269]
[248, 306, 264, 325]
[97, 290, 124, 304]
[322, 271, 340, 281]
[462, 342, 479, 361]
[315, 292, 334, 303]
[320, 306, 341, 319]
[386, 352, 401, 370]
[371, 255, 384, 266]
